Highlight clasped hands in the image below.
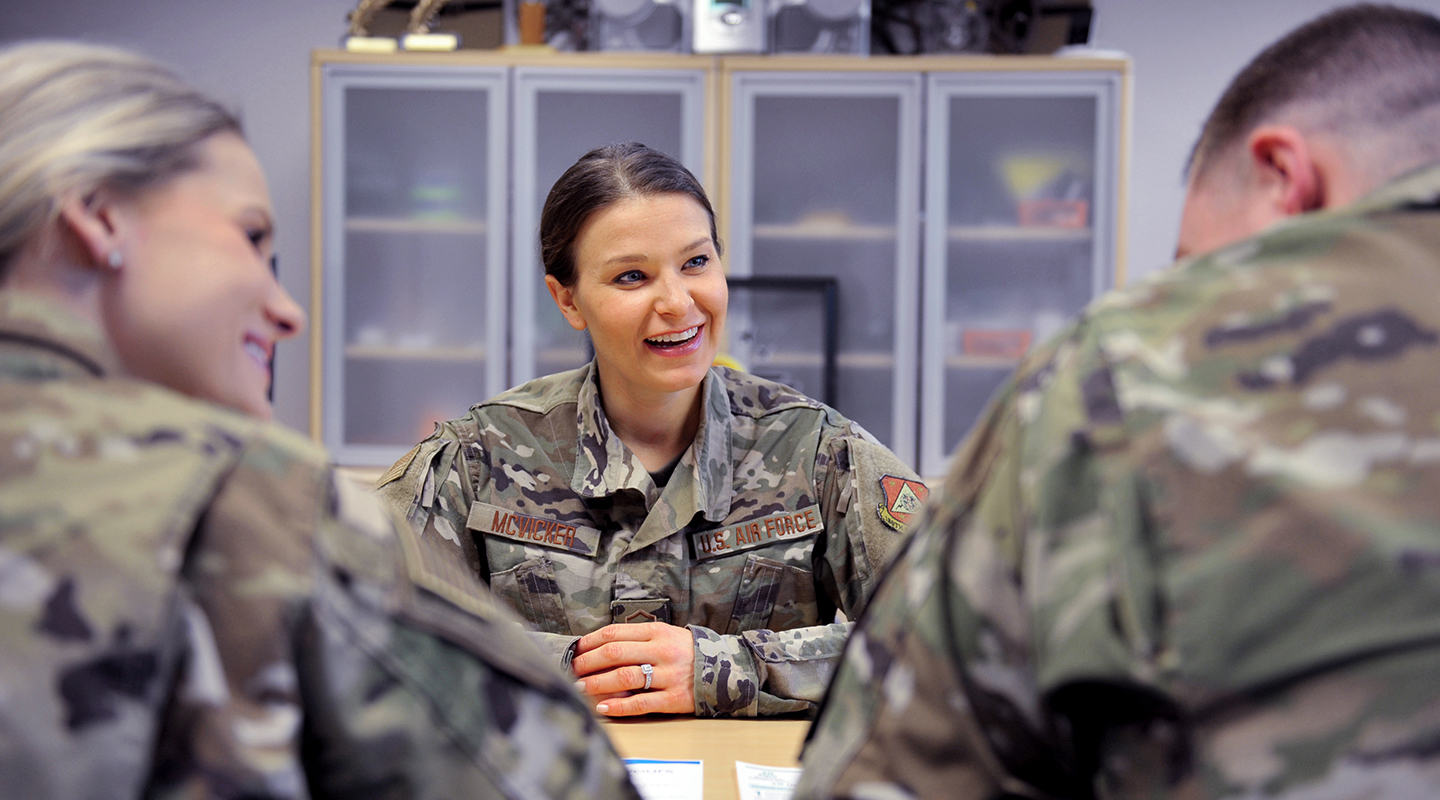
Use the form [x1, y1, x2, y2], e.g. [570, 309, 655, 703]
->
[570, 621, 695, 716]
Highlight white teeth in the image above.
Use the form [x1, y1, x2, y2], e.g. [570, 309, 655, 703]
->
[647, 326, 699, 345]
[245, 341, 268, 365]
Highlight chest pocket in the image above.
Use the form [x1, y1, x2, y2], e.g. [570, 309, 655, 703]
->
[727, 554, 818, 634]
[692, 506, 823, 635]
[469, 502, 603, 636]
[487, 555, 572, 634]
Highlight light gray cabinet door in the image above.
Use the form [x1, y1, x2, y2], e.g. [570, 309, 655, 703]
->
[510, 67, 709, 386]
[920, 68, 1123, 475]
[727, 70, 923, 465]
[320, 64, 509, 466]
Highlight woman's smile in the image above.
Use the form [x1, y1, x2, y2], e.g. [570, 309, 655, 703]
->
[548, 192, 727, 406]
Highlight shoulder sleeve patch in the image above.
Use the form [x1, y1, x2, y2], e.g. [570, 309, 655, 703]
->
[376, 443, 421, 489]
[394, 508, 495, 620]
[878, 474, 929, 532]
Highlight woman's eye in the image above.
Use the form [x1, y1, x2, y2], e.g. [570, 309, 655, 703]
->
[684, 254, 710, 270]
[247, 230, 266, 250]
[615, 269, 646, 285]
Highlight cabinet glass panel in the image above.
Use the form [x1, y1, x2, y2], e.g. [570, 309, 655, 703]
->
[728, 72, 922, 464]
[322, 66, 508, 466]
[512, 68, 708, 386]
[921, 71, 1121, 475]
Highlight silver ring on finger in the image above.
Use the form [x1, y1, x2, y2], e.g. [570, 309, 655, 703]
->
[640, 662, 654, 691]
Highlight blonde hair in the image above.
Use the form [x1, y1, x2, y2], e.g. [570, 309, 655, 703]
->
[0, 41, 241, 275]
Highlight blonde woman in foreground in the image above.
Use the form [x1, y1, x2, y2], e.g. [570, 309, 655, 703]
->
[0, 40, 638, 800]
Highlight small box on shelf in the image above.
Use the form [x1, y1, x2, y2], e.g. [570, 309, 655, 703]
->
[961, 328, 1031, 360]
[1016, 198, 1088, 229]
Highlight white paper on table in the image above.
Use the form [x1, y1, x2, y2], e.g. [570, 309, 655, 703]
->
[735, 760, 803, 800]
[623, 758, 704, 800]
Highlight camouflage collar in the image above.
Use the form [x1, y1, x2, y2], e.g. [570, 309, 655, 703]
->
[690, 369, 736, 523]
[571, 364, 734, 526]
[0, 291, 123, 379]
[1346, 158, 1440, 216]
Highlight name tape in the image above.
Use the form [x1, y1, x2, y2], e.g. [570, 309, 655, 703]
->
[469, 502, 601, 558]
[691, 505, 824, 561]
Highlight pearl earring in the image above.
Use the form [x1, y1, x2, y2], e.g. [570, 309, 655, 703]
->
[107, 250, 123, 270]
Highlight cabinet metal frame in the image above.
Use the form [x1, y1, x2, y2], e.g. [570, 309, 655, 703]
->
[724, 67, 924, 465]
[919, 66, 1129, 475]
[509, 65, 711, 385]
[316, 62, 510, 466]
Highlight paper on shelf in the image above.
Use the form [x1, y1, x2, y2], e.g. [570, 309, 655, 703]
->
[736, 760, 802, 800]
[624, 758, 703, 800]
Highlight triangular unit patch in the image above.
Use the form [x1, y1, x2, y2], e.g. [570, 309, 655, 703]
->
[878, 474, 930, 531]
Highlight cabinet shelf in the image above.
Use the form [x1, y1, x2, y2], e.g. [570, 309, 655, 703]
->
[947, 225, 1092, 242]
[753, 221, 896, 241]
[536, 347, 589, 364]
[346, 344, 487, 362]
[748, 351, 895, 369]
[946, 354, 1022, 369]
[346, 216, 489, 235]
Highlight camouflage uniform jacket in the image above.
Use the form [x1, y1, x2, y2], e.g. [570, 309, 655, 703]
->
[0, 293, 639, 800]
[378, 364, 923, 717]
[797, 161, 1440, 799]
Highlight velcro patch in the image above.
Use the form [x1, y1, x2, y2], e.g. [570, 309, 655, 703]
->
[691, 505, 823, 561]
[469, 502, 601, 558]
[394, 514, 493, 620]
[612, 598, 672, 624]
[879, 474, 928, 531]
[375, 443, 420, 488]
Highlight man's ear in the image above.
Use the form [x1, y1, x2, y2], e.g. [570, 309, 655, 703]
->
[1246, 125, 1325, 217]
[545, 274, 588, 332]
[56, 191, 122, 270]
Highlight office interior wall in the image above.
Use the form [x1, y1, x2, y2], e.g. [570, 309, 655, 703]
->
[1091, 0, 1440, 281]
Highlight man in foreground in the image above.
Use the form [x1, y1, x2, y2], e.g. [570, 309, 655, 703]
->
[796, 4, 1440, 797]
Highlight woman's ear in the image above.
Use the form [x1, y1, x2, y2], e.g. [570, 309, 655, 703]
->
[56, 191, 122, 270]
[545, 274, 588, 332]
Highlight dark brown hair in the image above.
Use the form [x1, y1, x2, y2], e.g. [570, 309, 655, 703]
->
[539, 142, 719, 287]
[1189, 3, 1440, 183]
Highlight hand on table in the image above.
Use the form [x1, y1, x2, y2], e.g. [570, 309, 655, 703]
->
[571, 621, 695, 717]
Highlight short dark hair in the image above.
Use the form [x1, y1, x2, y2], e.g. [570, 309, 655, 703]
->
[1190, 3, 1440, 182]
[539, 142, 719, 287]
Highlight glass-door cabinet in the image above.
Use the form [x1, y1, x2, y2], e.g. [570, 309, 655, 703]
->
[318, 63, 509, 466]
[724, 67, 923, 466]
[510, 64, 709, 386]
[312, 52, 1127, 473]
[920, 67, 1125, 475]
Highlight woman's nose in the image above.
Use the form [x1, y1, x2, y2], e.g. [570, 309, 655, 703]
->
[654, 269, 694, 317]
[267, 276, 306, 339]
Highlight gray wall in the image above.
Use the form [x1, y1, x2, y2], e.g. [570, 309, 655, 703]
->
[6, 0, 1440, 432]
[1092, 0, 1440, 283]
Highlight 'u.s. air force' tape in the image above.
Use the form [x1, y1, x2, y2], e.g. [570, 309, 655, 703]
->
[468, 502, 601, 558]
[691, 505, 824, 561]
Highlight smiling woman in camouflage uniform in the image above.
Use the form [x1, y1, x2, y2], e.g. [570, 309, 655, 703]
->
[0, 42, 638, 799]
[379, 143, 924, 718]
